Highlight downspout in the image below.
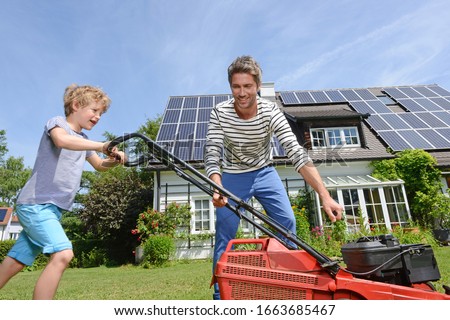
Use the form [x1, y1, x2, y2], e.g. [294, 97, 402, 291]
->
[155, 170, 161, 211]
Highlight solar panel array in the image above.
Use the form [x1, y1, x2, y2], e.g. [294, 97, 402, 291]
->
[279, 85, 450, 151]
[156, 95, 286, 161]
[157, 85, 450, 161]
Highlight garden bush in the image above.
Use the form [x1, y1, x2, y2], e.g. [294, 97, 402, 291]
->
[141, 235, 175, 267]
[0, 240, 15, 261]
[133, 202, 192, 245]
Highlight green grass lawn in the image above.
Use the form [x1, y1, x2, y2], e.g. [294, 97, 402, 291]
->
[1, 246, 449, 300]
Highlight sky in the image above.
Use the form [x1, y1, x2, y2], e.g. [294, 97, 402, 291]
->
[1, 0, 450, 168]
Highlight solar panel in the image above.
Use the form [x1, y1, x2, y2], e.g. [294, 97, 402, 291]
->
[195, 122, 208, 138]
[177, 123, 195, 140]
[377, 131, 411, 151]
[417, 129, 450, 149]
[429, 97, 450, 110]
[353, 89, 377, 100]
[428, 85, 450, 97]
[295, 91, 315, 104]
[398, 87, 423, 98]
[416, 112, 448, 128]
[431, 111, 450, 126]
[162, 109, 181, 124]
[365, 114, 392, 131]
[436, 128, 450, 141]
[383, 88, 408, 99]
[279, 91, 299, 105]
[214, 95, 230, 104]
[0, 208, 7, 222]
[193, 140, 206, 160]
[271, 137, 286, 157]
[184, 97, 198, 109]
[414, 98, 443, 111]
[180, 109, 197, 122]
[397, 113, 429, 129]
[199, 96, 214, 108]
[309, 91, 331, 103]
[412, 86, 439, 98]
[167, 97, 183, 109]
[157, 124, 178, 141]
[396, 99, 426, 112]
[366, 100, 392, 114]
[397, 130, 434, 149]
[324, 90, 346, 102]
[379, 114, 411, 130]
[197, 108, 211, 122]
[174, 140, 192, 159]
[349, 101, 374, 114]
[339, 89, 362, 101]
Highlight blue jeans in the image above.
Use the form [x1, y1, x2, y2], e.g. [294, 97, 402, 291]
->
[212, 166, 296, 299]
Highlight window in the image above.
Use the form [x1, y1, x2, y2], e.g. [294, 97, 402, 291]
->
[364, 188, 384, 228]
[384, 186, 409, 228]
[310, 127, 360, 148]
[193, 199, 212, 233]
[377, 95, 396, 105]
[9, 232, 19, 240]
[342, 188, 360, 231]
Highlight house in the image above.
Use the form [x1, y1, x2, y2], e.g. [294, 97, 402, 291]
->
[148, 84, 450, 258]
[0, 207, 21, 241]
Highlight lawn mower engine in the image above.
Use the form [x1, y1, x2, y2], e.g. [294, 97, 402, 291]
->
[340, 234, 441, 287]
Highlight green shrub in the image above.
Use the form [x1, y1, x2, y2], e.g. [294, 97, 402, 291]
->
[81, 247, 107, 268]
[133, 202, 192, 245]
[1, 240, 48, 271]
[142, 235, 175, 267]
[0, 240, 15, 262]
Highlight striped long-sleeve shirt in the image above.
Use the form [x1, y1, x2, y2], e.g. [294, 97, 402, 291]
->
[204, 97, 311, 177]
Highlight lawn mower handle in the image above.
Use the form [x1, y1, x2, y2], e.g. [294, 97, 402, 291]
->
[108, 133, 341, 275]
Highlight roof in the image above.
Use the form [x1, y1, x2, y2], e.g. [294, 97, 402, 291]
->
[282, 104, 365, 120]
[0, 207, 17, 226]
[154, 84, 450, 169]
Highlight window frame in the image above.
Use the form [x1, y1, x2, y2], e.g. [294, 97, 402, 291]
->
[310, 126, 360, 149]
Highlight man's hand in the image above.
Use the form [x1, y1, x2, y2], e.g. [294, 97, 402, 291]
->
[212, 191, 227, 207]
[321, 196, 343, 223]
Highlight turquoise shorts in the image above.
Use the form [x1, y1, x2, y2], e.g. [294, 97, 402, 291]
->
[8, 204, 73, 266]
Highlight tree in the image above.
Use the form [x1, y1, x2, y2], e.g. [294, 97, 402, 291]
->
[78, 166, 153, 264]
[0, 157, 31, 206]
[138, 115, 162, 140]
[0, 130, 7, 166]
[0, 131, 31, 206]
[370, 149, 444, 226]
[72, 114, 161, 264]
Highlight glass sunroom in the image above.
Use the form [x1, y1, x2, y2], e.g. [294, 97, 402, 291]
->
[314, 175, 410, 232]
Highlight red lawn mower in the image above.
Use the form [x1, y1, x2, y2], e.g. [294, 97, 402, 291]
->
[110, 133, 450, 300]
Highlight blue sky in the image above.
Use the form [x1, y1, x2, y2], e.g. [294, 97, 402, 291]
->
[1, 0, 450, 168]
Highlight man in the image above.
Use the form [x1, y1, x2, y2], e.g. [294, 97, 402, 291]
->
[204, 55, 343, 300]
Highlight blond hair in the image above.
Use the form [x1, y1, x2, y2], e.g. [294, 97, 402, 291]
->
[227, 55, 263, 87]
[63, 84, 111, 116]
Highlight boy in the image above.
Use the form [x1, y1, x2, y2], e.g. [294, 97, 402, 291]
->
[0, 84, 124, 299]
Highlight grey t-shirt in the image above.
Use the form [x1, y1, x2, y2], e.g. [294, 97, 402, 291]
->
[17, 116, 95, 211]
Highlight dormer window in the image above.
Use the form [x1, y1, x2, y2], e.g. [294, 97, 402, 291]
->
[310, 127, 360, 148]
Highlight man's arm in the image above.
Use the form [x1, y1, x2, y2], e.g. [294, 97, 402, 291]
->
[298, 162, 343, 222]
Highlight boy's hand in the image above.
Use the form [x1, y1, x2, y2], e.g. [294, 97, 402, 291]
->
[102, 141, 114, 156]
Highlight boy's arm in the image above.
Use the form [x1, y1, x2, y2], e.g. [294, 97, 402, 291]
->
[87, 153, 124, 171]
[50, 126, 124, 171]
[50, 127, 106, 153]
